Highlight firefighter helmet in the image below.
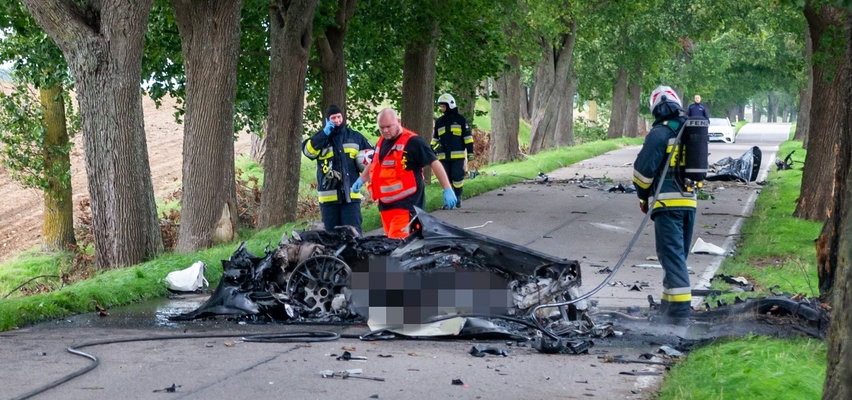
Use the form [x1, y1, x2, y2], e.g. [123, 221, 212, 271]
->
[355, 148, 374, 172]
[649, 86, 681, 113]
[437, 93, 457, 109]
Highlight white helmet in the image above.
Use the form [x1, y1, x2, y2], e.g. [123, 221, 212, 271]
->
[355, 149, 374, 172]
[649, 85, 682, 113]
[437, 93, 457, 109]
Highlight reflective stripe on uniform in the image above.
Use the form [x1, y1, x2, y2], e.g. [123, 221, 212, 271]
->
[464, 135, 474, 144]
[437, 153, 446, 160]
[380, 183, 403, 193]
[304, 140, 321, 158]
[318, 147, 334, 160]
[382, 160, 396, 167]
[350, 191, 363, 200]
[653, 198, 697, 209]
[452, 180, 464, 188]
[343, 143, 360, 158]
[450, 150, 466, 159]
[632, 170, 653, 189]
[380, 186, 417, 203]
[662, 287, 692, 303]
[451, 124, 463, 136]
[437, 126, 446, 136]
[318, 190, 338, 203]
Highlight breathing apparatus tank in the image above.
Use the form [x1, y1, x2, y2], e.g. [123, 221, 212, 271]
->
[681, 117, 709, 182]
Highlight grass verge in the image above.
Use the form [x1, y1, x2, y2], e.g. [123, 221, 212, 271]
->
[657, 140, 826, 399]
[0, 137, 642, 331]
[657, 336, 825, 400]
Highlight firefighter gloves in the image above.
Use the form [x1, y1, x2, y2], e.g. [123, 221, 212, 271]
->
[442, 188, 458, 209]
[351, 177, 364, 193]
[323, 118, 335, 135]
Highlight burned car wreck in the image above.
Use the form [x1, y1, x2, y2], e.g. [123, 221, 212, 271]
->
[173, 209, 587, 335]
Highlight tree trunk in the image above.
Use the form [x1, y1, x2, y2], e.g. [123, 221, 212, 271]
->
[587, 100, 598, 122]
[726, 106, 739, 123]
[529, 22, 577, 154]
[38, 85, 75, 252]
[824, 148, 852, 399]
[767, 92, 778, 122]
[401, 20, 440, 143]
[22, 0, 163, 268]
[171, 0, 241, 252]
[489, 55, 521, 163]
[552, 72, 577, 147]
[315, 0, 357, 113]
[795, 27, 813, 144]
[250, 130, 266, 164]
[737, 104, 745, 122]
[520, 85, 531, 122]
[796, 4, 850, 223]
[258, 0, 317, 229]
[624, 72, 642, 138]
[456, 85, 476, 123]
[752, 101, 762, 122]
[607, 67, 628, 139]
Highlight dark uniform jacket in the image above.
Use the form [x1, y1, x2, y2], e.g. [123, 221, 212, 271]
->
[686, 103, 709, 119]
[302, 125, 373, 204]
[632, 115, 697, 217]
[431, 108, 473, 160]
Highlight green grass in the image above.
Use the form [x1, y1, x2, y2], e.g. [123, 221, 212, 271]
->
[657, 140, 826, 399]
[658, 336, 826, 400]
[0, 251, 70, 297]
[0, 134, 641, 331]
[709, 141, 820, 298]
[0, 223, 298, 330]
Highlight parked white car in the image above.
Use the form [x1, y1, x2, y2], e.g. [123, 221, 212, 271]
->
[708, 117, 736, 143]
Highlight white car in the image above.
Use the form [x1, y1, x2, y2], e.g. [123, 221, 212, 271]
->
[708, 117, 736, 143]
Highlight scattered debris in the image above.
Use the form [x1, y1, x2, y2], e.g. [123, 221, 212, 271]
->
[469, 345, 508, 357]
[451, 378, 466, 386]
[657, 345, 684, 357]
[377, 354, 393, 358]
[532, 336, 593, 354]
[690, 238, 726, 255]
[619, 371, 662, 376]
[707, 146, 762, 182]
[774, 150, 795, 171]
[337, 351, 367, 361]
[320, 369, 385, 381]
[165, 261, 208, 292]
[153, 384, 180, 393]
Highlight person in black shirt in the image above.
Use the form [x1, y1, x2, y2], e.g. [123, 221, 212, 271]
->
[351, 108, 457, 238]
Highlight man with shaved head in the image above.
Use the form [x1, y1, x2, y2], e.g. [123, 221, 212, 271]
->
[351, 108, 457, 238]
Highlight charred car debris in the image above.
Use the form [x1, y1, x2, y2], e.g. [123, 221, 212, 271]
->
[171, 208, 828, 353]
[173, 209, 598, 346]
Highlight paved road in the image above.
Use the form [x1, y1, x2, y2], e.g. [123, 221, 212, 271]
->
[1, 124, 790, 400]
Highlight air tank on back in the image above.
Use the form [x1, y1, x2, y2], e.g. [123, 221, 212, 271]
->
[682, 117, 709, 182]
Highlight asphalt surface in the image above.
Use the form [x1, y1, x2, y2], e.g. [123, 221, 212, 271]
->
[1, 123, 790, 400]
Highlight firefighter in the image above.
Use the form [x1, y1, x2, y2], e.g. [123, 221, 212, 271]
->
[632, 86, 695, 324]
[351, 108, 457, 238]
[431, 93, 473, 208]
[302, 105, 373, 233]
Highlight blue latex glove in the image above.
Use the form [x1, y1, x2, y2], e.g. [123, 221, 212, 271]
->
[442, 188, 458, 209]
[323, 118, 335, 135]
[351, 177, 364, 193]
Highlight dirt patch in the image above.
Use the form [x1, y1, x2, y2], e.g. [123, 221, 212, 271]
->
[0, 93, 252, 261]
[748, 256, 789, 269]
